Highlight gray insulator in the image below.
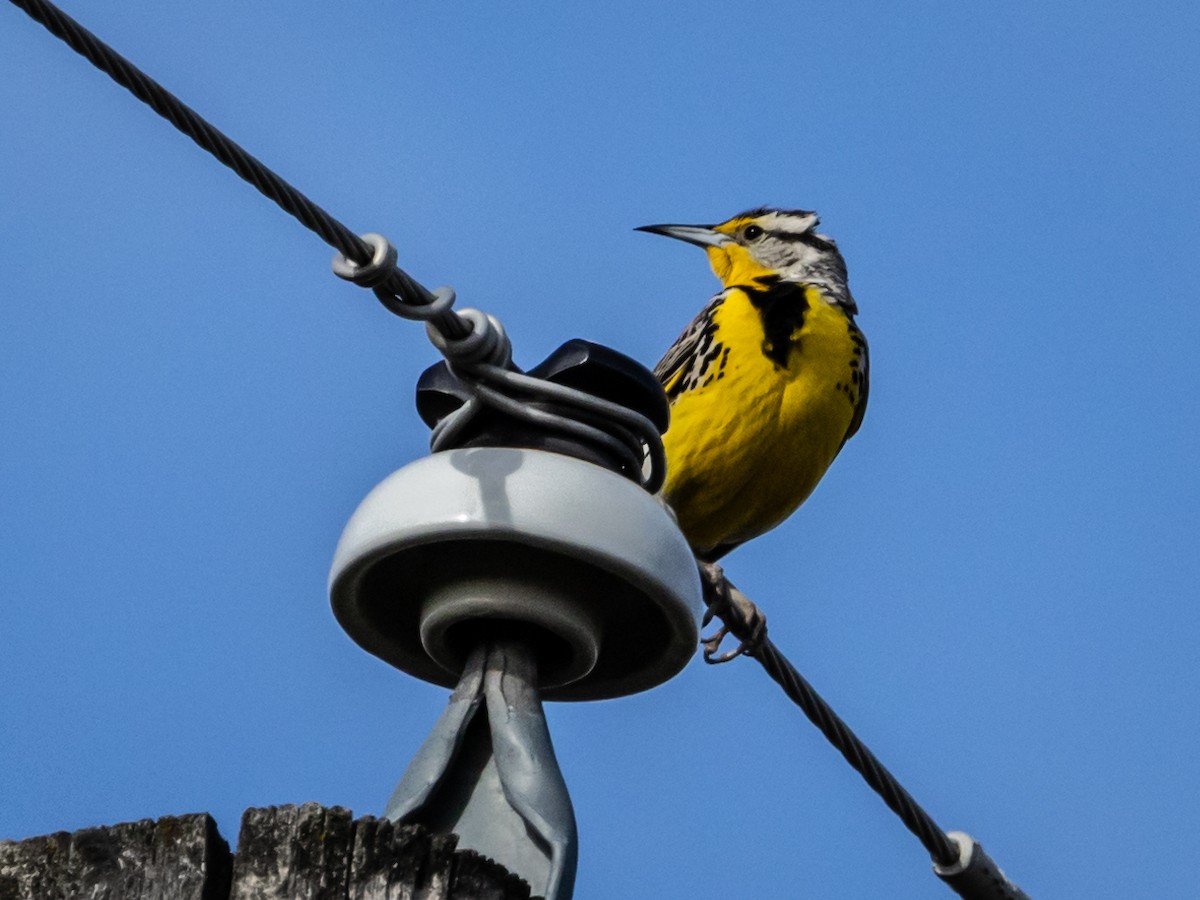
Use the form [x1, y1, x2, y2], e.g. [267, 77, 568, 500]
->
[330, 447, 702, 899]
[328, 447, 702, 700]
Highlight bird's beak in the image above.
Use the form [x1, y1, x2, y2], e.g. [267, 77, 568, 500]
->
[635, 223, 732, 249]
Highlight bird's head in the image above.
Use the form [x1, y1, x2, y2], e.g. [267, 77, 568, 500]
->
[637, 207, 852, 307]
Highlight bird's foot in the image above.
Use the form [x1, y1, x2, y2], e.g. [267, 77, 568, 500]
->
[699, 562, 768, 664]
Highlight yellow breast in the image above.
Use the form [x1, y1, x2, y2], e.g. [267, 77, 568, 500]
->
[661, 285, 861, 556]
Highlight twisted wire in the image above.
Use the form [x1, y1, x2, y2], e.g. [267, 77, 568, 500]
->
[10, 0, 468, 339]
[753, 638, 1036, 898]
[749, 635, 960, 866]
[14, 7, 1030, 893]
[470, 365, 667, 493]
[14, 14, 964, 856]
[9, 0, 668, 491]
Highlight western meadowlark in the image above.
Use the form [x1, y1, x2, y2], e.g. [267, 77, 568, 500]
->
[638, 207, 868, 659]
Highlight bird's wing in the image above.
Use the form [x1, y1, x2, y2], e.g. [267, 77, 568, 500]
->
[653, 292, 725, 401]
[842, 316, 869, 444]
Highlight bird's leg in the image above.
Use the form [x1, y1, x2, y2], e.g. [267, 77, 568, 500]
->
[699, 562, 768, 664]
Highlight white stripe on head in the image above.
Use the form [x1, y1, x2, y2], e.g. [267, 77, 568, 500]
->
[757, 209, 820, 235]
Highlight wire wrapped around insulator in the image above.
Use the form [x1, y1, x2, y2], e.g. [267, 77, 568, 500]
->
[427, 307, 513, 370]
[332, 234, 462, 329]
[332, 233, 665, 492]
[448, 382, 646, 477]
[469, 365, 666, 494]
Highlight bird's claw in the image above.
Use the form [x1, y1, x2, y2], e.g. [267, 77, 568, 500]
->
[698, 562, 768, 664]
[701, 623, 744, 664]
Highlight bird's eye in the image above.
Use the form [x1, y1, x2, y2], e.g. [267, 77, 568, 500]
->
[743, 225, 764, 240]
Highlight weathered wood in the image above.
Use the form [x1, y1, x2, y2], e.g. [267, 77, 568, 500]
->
[0, 812, 230, 900]
[230, 804, 354, 900]
[348, 813, 532, 900]
[234, 804, 532, 900]
[0, 804, 533, 900]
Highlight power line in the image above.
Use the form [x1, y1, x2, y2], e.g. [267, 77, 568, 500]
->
[8, 2, 1032, 895]
[7, 0, 667, 494]
[8, 0, 467, 340]
[708, 578, 1031, 899]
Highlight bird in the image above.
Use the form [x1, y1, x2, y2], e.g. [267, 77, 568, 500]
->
[637, 207, 868, 660]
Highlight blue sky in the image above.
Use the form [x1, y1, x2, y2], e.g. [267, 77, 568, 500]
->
[2, 2, 1198, 897]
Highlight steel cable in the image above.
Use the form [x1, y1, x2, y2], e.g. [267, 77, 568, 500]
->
[11, 3, 1028, 893]
[9, 0, 668, 490]
[754, 635, 959, 864]
[8, 0, 469, 339]
[712, 580, 1032, 898]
